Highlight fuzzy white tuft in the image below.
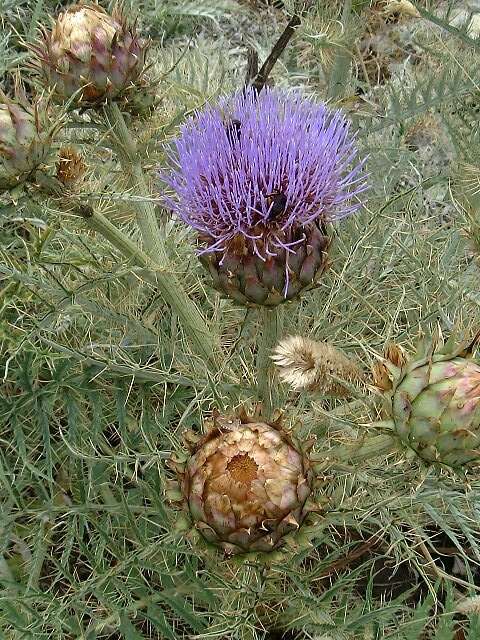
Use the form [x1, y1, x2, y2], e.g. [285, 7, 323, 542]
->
[272, 335, 363, 396]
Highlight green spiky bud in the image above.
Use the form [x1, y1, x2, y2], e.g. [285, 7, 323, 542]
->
[376, 332, 480, 467]
[0, 85, 59, 192]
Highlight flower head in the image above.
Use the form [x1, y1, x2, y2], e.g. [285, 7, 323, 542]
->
[0, 83, 60, 192]
[33, 3, 148, 105]
[163, 87, 368, 306]
[56, 146, 86, 186]
[272, 335, 365, 396]
[377, 331, 480, 467]
[166, 408, 318, 556]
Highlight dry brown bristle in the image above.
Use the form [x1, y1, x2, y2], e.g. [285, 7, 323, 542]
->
[372, 361, 393, 391]
[56, 146, 86, 185]
[384, 342, 407, 368]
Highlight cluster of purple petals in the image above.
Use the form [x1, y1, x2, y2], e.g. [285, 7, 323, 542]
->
[162, 87, 368, 257]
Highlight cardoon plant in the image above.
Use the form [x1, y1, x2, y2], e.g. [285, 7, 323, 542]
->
[163, 86, 368, 307]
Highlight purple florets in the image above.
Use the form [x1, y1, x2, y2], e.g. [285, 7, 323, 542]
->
[162, 87, 367, 260]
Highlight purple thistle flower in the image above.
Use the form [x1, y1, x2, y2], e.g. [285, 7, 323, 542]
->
[162, 87, 368, 307]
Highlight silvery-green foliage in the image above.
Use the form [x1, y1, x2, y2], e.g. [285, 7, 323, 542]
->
[2, 0, 480, 638]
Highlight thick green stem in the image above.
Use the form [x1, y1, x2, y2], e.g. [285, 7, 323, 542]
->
[103, 102, 168, 262]
[83, 207, 151, 267]
[101, 103, 217, 365]
[319, 433, 397, 465]
[79, 207, 217, 366]
[256, 307, 283, 418]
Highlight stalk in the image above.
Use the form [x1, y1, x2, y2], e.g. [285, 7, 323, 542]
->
[316, 432, 397, 465]
[100, 103, 217, 365]
[103, 103, 167, 261]
[256, 307, 283, 418]
[251, 14, 301, 93]
[76, 205, 217, 366]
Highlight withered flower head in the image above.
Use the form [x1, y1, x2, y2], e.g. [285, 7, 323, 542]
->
[167, 408, 319, 556]
[272, 335, 364, 396]
[56, 146, 86, 185]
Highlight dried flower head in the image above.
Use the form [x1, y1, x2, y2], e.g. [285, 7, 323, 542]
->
[272, 335, 364, 396]
[384, 0, 421, 18]
[372, 360, 393, 391]
[163, 87, 368, 307]
[371, 343, 408, 391]
[166, 407, 319, 556]
[56, 146, 86, 185]
[384, 342, 408, 368]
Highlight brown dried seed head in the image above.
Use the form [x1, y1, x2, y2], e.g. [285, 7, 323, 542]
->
[372, 361, 393, 391]
[384, 342, 407, 368]
[175, 411, 315, 554]
[56, 146, 86, 185]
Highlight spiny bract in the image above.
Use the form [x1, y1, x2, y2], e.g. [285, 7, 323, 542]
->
[33, 3, 148, 106]
[0, 87, 58, 192]
[163, 87, 368, 307]
[375, 333, 480, 467]
[167, 408, 319, 556]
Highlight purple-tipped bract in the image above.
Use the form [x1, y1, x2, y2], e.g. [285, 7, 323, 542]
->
[163, 87, 368, 307]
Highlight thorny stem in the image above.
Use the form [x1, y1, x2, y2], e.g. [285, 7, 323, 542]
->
[76, 205, 218, 366]
[103, 102, 168, 262]
[100, 103, 217, 365]
[256, 307, 283, 419]
[77, 205, 152, 267]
